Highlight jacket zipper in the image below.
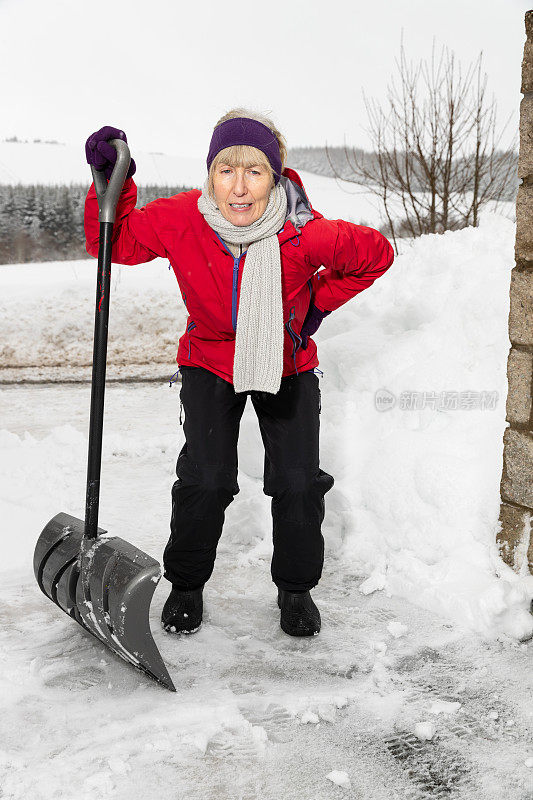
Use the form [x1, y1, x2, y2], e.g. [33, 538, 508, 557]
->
[232, 249, 244, 332]
[186, 320, 196, 359]
[212, 232, 245, 332]
[285, 306, 302, 375]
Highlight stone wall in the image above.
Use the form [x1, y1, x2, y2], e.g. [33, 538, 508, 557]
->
[498, 11, 533, 574]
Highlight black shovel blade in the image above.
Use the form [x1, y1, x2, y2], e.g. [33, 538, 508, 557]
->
[34, 512, 175, 692]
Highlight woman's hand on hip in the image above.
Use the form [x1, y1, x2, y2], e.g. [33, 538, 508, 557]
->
[300, 303, 332, 349]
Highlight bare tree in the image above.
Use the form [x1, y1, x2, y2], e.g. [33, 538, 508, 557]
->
[327, 38, 518, 252]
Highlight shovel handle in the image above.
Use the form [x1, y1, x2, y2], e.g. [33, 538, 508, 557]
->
[90, 138, 131, 223]
[85, 140, 130, 541]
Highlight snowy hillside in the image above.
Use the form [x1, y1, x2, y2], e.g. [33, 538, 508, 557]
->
[0, 140, 206, 187]
[0, 139, 512, 239]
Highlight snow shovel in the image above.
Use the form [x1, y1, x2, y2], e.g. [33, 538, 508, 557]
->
[33, 139, 175, 692]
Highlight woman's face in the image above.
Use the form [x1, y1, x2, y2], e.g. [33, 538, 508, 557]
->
[212, 162, 273, 226]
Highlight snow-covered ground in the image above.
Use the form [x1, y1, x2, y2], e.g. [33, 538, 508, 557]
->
[1, 382, 533, 799]
[1, 471, 532, 799]
[0, 173, 532, 796]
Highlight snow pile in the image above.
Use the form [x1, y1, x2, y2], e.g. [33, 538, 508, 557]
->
[413, 721, 435, 740]
[316, 213, 533, 640]
[0, 259, 183, 369]
[326, 770, 351, 788]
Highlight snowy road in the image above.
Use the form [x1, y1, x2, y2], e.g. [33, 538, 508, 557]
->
[1, 382, 532, 800]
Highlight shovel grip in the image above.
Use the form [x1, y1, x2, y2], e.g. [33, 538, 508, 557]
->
[90, 138, 131, 223]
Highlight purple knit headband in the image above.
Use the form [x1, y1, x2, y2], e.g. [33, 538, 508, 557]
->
[206, 117, 282, 185]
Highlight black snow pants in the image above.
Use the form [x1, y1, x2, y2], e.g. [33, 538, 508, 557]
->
[163, 365, 335, 592]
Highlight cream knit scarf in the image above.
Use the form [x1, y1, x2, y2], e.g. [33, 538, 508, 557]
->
[197, 178, 288, 394]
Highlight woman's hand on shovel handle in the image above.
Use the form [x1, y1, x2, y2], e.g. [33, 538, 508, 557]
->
[85, 125, 136, 181]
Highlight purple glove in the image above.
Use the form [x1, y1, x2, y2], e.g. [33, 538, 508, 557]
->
[85, 125, 136, 181]
[300, 303, 332, 349]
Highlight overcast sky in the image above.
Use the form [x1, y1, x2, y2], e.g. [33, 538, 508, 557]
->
[0, 0, 529, 161]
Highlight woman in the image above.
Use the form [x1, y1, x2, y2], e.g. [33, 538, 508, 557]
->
[84, 108, 394, 638]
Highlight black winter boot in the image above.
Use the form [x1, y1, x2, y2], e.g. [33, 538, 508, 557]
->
[161, 585, 203, 634]
[277, 589, 321, 637]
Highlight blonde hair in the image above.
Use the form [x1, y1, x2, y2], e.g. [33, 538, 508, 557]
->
[207, 107, 287, 200]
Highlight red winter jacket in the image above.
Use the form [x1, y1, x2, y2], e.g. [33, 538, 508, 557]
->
[84, 167, 394, 384]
